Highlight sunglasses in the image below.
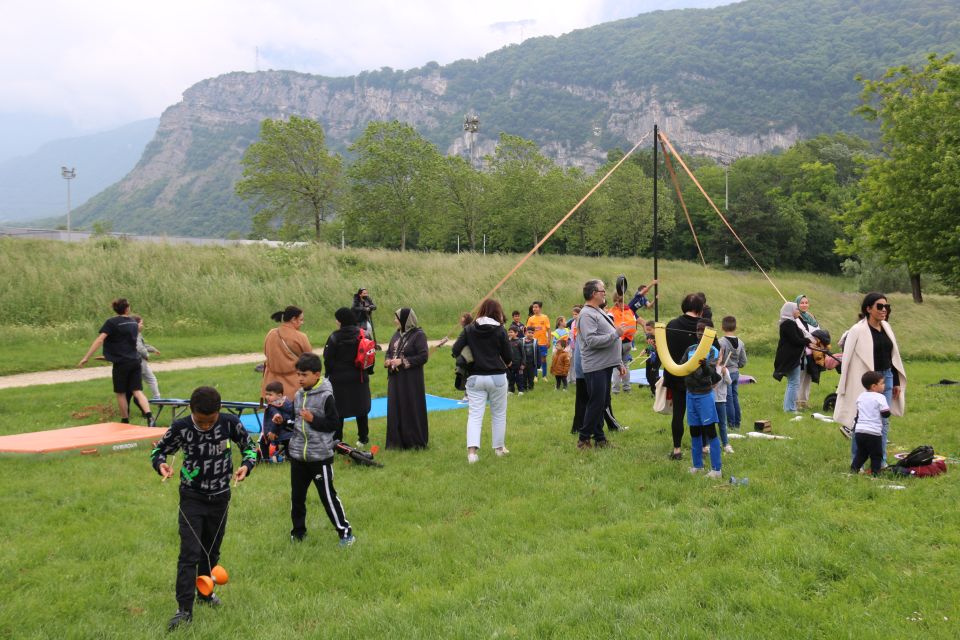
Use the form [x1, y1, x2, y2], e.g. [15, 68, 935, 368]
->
[875, 303, 891, 311]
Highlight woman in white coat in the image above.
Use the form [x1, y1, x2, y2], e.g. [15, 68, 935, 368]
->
[833, 292, 906, 466]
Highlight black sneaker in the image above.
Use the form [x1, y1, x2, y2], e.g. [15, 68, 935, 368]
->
[291, 532, 306, 542]
[197, 593, 221, 607]
[167, 609, 192, 631]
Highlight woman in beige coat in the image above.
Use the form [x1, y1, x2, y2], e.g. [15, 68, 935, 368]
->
[262, 305, 313, 400]
[833, 292, 906, 466]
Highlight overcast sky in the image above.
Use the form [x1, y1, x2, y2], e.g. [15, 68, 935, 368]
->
[2, 0, 731, 137]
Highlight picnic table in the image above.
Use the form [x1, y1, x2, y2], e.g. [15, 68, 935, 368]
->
[150, 398, 263, 433]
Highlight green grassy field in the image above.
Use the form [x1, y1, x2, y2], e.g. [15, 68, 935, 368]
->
[2, 352, 960, 638]
[2, 241, 960, 638]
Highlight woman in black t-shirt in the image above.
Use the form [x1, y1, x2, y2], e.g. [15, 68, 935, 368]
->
[78, 298, 154, 425]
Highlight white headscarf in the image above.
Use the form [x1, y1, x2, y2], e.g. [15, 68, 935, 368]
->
[778, 301, 798, 326]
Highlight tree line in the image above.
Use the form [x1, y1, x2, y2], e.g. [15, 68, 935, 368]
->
[237, 55, 960, 297]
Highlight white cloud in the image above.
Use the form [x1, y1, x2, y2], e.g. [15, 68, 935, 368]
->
[0, 0, 730, 132]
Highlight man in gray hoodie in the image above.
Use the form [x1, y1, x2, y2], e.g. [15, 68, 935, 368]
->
[288, 353, 355, 546]
[577, 279, 626, 449]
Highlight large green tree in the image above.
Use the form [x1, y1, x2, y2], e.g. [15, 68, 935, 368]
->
[840, 53, 960, 298]
[420, 156, 492, 252]
[236, 116, 342, 241]
[346, 121, 443, 251]
[487, 134, 570, 253]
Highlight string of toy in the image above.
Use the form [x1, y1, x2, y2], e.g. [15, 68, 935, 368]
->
[657, 131, 787, 303]
[436, 132, 651, 347]
[660, 141, 707, 267]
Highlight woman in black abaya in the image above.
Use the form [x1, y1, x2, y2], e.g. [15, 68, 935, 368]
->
[385, 308, 430, 449]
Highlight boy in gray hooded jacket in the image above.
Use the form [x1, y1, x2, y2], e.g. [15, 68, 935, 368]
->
[288, 353, 354, 546]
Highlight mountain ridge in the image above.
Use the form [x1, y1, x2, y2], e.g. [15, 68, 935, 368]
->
[71, 0, 960, 236]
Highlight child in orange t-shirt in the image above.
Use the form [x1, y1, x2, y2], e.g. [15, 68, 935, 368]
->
[526, 301, 551, 381]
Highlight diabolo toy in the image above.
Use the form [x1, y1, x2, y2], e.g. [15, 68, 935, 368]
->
[196, 565, 229, 596]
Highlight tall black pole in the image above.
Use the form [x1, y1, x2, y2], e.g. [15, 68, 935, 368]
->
[652, 124, 659, 322]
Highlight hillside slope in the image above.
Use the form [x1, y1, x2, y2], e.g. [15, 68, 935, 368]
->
[72, 0, 960, 236]
[1, 238, 956, 375]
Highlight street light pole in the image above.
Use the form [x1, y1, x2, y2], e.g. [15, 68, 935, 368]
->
[61, 166, 76, 240]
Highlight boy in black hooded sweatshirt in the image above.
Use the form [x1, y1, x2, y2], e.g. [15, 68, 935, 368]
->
[151, 386, 257, 632]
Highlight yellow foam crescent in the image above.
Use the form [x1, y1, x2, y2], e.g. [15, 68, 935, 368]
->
[654, 322, 716, 376]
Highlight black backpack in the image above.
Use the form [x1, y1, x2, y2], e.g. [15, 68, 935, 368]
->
[893, 445, 935, 468]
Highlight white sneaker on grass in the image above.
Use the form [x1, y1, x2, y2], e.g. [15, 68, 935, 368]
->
[724, 445, 734, 454]
[688, 467, 702, 474]
[706, 470, 722, 479]
[467, 452, 479, 464]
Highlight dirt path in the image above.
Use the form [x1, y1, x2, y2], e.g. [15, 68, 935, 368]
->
[0, 353, 265, 390]
[0, 340, 450, 391]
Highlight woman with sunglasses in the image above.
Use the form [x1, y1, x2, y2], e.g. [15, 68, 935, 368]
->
[833, 292, 907, 467]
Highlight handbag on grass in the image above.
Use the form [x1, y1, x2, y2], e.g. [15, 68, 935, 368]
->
[453, 332, 474, 391]
[652, 376, 672, 415]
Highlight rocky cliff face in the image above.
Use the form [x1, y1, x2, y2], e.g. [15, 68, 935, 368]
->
[104, 68, 799, 226]
[72, 0, 960, 237]
[144, 69, 798, 179]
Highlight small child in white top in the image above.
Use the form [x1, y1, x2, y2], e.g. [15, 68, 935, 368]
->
[851, 371, 891, 474]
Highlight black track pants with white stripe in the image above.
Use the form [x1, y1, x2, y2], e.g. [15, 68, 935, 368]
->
[289, 458, 351, 540]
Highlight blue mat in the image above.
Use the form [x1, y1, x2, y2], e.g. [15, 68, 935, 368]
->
[629, 368, 656, 385]
[627, 369, 756, 386]
[239, 393, 466, 434]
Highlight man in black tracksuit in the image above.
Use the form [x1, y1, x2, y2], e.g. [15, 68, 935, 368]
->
[151, 386, 257, 632]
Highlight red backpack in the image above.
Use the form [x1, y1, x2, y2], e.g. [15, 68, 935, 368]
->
[355, 328, 377, 371]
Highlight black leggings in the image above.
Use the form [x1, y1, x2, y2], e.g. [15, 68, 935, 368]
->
[670, 381, 687, 448]
[335, 414, 369, 444]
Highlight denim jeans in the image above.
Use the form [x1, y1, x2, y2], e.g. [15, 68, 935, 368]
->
[465, 373, 508, 449]
[782, 365, 801, 412]
[851, 368, 894, 465]
[725, 370, 741, 427]
[716, 402, 729, 446]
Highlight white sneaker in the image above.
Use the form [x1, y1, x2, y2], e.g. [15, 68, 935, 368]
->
[495, 447, 510, 457]
[702, 446, 710, 454]
[724, 445, 734, 454]
[518, 391, 524, 395]
[706, 470, 722, 479]
[467, 452, 479, 464]
[688, 467, 702, 474]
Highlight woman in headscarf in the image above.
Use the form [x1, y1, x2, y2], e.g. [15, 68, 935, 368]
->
[794, 294, 820, 409]
[773, 301, 810, 412]
[323, 307, 373, 446]
[262, 305, 312, 400]
[384, 308, 430, 449]
[833, 292, 906, 467]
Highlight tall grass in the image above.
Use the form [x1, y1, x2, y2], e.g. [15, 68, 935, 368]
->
[1, 238, 957, 374]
